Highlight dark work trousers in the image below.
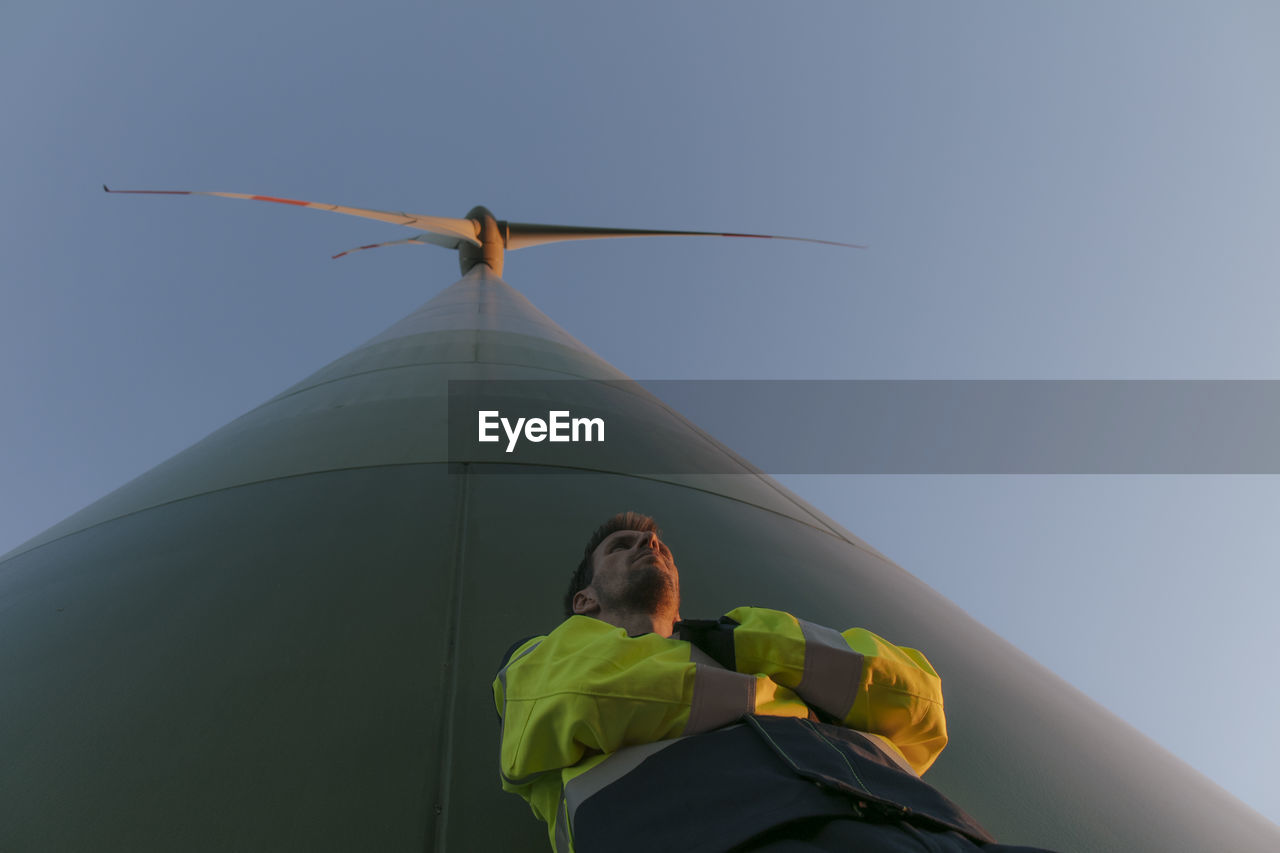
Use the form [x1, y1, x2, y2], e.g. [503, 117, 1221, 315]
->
[734, 817, 1060, 852]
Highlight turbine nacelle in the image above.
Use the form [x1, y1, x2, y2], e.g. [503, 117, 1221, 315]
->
[461, 205, 508, 276]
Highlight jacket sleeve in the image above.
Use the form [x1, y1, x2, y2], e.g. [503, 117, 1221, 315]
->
[699, 606, 949, 775]
[493, 615, 808, 796]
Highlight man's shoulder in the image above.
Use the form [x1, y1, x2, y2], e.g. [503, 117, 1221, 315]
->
[496, 618, 594, 672]
[498, 616, 674, 674]
[497, 633, 550, 672]
[498, 636, 536, 669]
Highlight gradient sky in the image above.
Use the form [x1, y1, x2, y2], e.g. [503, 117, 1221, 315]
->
[3, 1, 1278, 827]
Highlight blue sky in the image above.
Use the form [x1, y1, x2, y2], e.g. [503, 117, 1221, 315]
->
[3, 1, 1277, 827]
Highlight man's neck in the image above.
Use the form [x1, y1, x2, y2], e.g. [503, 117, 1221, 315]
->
[597, 608, 675, 637]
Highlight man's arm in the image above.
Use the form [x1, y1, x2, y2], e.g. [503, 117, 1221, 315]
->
[493, 615, 808, 796]
[679, 607, 948, 775]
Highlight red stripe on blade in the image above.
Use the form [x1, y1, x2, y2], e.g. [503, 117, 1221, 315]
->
[251, 195, 310, 206]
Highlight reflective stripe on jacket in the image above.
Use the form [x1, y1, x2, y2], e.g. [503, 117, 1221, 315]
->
[493, 607, 963, 852]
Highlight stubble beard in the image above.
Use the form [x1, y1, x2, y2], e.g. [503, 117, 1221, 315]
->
[605, 563, 679, 619]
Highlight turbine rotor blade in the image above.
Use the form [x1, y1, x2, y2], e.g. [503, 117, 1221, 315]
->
[505, 222, 865, 251]
[103, 185, 481, 248]
[331, 235, 436, 259]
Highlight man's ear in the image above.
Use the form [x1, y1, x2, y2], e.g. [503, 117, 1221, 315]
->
[572, 588, 600, 616]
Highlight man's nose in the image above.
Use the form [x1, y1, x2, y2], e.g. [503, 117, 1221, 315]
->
[640, 532, 661, 551]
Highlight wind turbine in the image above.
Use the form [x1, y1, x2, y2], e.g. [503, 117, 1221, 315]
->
[101, 186, 864, 273]
[1, 189, 1275, 852]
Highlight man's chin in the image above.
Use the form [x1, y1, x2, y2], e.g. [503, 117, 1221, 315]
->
[612, 569, 678, 615]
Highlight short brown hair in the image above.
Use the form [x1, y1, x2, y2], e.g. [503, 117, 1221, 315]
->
[563, 512, 661, 618]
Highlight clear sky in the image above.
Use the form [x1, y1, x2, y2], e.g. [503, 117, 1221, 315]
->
[3, 0, 1277, 828]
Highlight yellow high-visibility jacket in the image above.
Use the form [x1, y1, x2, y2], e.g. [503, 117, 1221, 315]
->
[494, 607, 960, 853]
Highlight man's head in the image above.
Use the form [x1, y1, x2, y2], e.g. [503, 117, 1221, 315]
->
[564, 511, 681, 636]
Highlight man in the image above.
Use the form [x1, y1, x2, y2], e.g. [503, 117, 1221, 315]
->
[494, 512, 1055, 852]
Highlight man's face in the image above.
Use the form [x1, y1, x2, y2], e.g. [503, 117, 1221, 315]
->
[582, 529, 680, 624]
